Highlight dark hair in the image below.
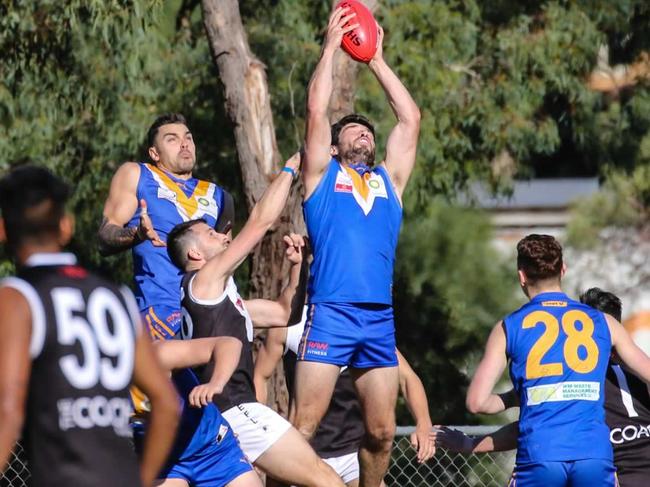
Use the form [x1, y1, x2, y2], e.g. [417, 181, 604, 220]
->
[330, 114, 375, 146]
[0, 165, 71, 252]
[167, 219, 206, 270]
[516, 234, 563, 284]
[580, 287, 622, 322]
[146, 113, 189, 149]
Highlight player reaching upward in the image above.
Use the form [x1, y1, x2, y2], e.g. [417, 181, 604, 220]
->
[464, 234, 650, 487]
[166, 154, 345, 487]
[296, 6, 421, 487]
[0, 166, 179, 487]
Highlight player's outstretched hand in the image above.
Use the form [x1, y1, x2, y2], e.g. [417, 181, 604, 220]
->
[137, 199, 166, 247]
[431, 425, 473, 454]
[410, 424, 436, 463]
[189, 381, 224, 408]
[284, 233, 305, 265]
[371, 25, 385, 63]
[324, 5, 359, 53]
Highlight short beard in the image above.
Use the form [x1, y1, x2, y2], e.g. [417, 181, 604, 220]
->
[340, 145, 375, 166]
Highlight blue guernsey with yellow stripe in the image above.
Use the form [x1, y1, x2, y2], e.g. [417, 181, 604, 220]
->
[303, 159, 402, 304]
[127, 163, 223, 313]
[505, 292, 613, 464]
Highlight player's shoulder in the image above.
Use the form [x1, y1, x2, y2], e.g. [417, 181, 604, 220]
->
[115, 161, 142, 177]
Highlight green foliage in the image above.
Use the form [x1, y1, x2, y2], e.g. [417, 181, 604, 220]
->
[394, 201, 519, 424]
[0, 0, 240, 280]
[566, 164, 650, 248]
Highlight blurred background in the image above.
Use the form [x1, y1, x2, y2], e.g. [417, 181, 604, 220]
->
[1, 0, 648, 431]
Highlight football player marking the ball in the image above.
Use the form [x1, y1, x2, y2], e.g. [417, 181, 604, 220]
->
[464, 235, 650, 487]
[166, 152, 346, 487]
[295, 5, 421, 487]
[0, 166, 179, 487]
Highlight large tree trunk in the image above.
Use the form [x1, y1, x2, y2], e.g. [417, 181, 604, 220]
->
[201, 0, 304, 417]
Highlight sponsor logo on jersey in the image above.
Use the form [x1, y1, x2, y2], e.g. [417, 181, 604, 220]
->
[527, 381, 601, 406]
[542, 301, 568, 307]
[610, 423, 650, 444]
[59, 266, 88, 279]
[157, 187, 177, 202]
[57, 396, 132, 437]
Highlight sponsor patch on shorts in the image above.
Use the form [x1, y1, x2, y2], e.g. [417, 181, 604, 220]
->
[527, 381, 600, 406]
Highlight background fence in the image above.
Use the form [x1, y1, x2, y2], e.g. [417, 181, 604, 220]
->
[1, 426, 514, 487]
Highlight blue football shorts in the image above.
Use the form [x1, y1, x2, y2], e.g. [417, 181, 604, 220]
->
[508, 459, 618, 487]
[297, 302, 398, 368]
[142, 304, 182, 340]
[160, 425, 253, 487]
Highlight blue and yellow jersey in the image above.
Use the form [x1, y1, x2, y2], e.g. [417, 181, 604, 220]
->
[505, 292, 613, 464]
[303, 159, 402, 304]
[127, 163, 224, 314]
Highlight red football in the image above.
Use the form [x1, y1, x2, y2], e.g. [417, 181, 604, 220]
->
[336, 0, 378, 63]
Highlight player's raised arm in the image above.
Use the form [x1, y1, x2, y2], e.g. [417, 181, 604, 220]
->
[608, 314, 650, 383]
[98, 162, 165, 255]
[466, 321, 509, 414]
[245, 234, 305, 328]
[369, 28, 421, 200]
[191, 153, 300, 298]
[303, 7, 358, 196]
[254, 328, 289, 404]
[396, 349, 435, 463]
[131, 331, 180, 487]
[0, 287, 31, 471]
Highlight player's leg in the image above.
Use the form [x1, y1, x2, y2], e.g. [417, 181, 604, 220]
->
[352, 366, 399, 487]
[226, 471, 263, 487]
[254, 427, 345, 487]
[290, 360, 340, 439]
[223, 402, 345, 487]
[291, 303, 354, 439]
[568, 458, 617, 487]
[350, 304, 400, 487]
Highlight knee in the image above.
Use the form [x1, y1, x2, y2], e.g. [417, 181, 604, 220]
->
[364, 422, 396, 451]
[291, 413, 319, 440]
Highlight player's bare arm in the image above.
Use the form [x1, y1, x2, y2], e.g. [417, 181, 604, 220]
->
[245, 234, 305, 328]
[191, 153, 300, 300]
[98, 162, 165, 255]
[131, 331, 180, 487]
[466, 321, 509, 414]
[396, 349, 435, 463]
[254, 328, 289, 404]
[433, 421, 519, 454]
[303, 7, 358, 197]
[368, 28, 421, 200]
[188, 338, 244, 408]
[0, 287, 31, 471]
[608, 313, 650, 383]
[152, 337, 244, 408]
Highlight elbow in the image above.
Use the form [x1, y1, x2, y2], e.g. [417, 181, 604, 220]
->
[466, 395, 484, 415]
[403, 106, 421, 130]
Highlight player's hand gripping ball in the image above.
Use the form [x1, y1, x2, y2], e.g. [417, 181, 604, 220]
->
[336, 0, 378, 63]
